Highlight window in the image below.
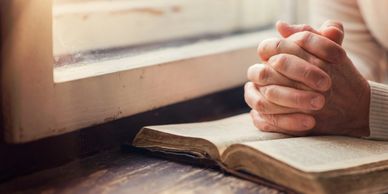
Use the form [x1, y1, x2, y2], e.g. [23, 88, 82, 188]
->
[1, 0, 305, 143]
[52, 0, 284, 81]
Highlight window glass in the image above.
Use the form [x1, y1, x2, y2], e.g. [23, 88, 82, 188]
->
[53, 0, 285, 66]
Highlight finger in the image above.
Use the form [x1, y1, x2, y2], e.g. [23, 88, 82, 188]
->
[257, 38, 327, 69]
[250, 110, 315, 135]
[276, 21, 320, 38]
[268, 54, 331, 92]
[259, 85, 325, 111]
[320, 20, 344, 32]
[258, 38, 310, 62]
[244, 82, 299, 114]
[319, 20, 344, 45]
[276, 20, 343, 45]
[250, 110, 278, 132]
[247, 63, 311, 90]
[259, 112, 316, 133]
[288, 31, 347, 64]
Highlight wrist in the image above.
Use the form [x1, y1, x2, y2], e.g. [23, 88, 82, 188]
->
[352, 79, 371, 137]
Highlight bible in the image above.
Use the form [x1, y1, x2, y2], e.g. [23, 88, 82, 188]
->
[132, 113, 388, 194]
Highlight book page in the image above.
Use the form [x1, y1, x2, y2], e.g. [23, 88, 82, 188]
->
[242, 136, 388, 172]
[144, 113, 289, 154]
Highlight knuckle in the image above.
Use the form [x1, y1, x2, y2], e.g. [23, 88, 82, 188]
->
[257, 38, 279, 59]
[257, 42, 265, 56]
[257, 41, 268, 60]
[257, 66, 269, 83]
[267, 114, 278, 127]
[247, 65, 255, 80]
[270, 54, 289, 72]
[298, 31, 312, 47]
[301, 24, 313, 32]
[255, 98, 267, 113]
[262, 85, 277, 99]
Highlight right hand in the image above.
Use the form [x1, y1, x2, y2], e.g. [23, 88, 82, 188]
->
[244, 21, 370, 137]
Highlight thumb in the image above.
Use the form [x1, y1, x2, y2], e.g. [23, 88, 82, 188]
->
[276, 20, 320, 38]
[276, 20, 343, 45]
[319, 20, 344, 45]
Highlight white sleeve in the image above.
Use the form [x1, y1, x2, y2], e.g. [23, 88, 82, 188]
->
[368, 81, 388, 140]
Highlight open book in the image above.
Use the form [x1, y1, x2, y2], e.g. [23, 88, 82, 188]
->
[132, 113, 388, 194]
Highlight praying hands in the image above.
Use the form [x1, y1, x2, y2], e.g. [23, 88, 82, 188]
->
[245, 20, 371, 137]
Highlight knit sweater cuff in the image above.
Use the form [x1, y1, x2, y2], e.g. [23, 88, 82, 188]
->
[367, 81, 388, 140]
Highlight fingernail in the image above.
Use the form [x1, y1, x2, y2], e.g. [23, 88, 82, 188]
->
[316, 78, 329, 91]
[310, 96, 323, 110]
[303, 118, 314, 129]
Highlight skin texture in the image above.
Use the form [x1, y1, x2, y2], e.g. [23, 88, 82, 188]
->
[244, 20, 370, 137]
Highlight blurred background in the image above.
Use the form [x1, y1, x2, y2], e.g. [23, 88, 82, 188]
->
[53, 0, 310, 66]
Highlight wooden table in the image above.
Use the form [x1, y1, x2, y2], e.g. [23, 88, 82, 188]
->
[0, 148, 288, 194]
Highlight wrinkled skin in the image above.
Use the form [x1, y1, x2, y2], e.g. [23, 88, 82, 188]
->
[244, 20, 370, 137]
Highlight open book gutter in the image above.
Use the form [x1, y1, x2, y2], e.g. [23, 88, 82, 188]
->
[122, 144, 295, 193]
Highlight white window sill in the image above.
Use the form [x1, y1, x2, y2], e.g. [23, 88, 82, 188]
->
[54, 30, 275, 83]
[2, 0, 280, 143]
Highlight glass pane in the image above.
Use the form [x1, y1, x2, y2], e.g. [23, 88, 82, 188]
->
[53, 0, 286, 66]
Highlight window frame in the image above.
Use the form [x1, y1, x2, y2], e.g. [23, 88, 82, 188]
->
[1, 0, 291, 143]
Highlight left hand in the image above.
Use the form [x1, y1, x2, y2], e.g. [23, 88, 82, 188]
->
[244, 21, 370, 137]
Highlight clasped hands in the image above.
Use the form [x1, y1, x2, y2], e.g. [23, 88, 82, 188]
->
[245, 20, 371, 137]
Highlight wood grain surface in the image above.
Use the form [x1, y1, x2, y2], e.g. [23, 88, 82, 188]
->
[0, 149, 287, 194]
